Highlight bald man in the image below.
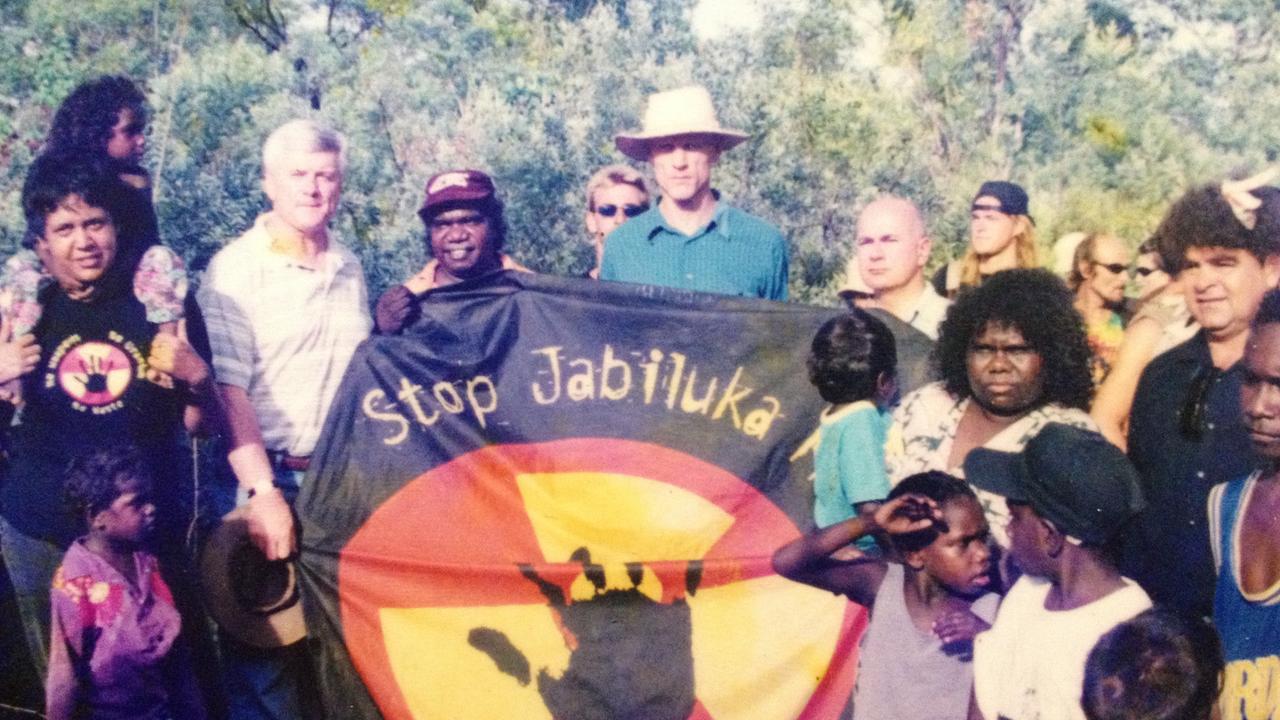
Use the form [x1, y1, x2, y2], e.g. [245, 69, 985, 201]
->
[844, 196, 949, 339]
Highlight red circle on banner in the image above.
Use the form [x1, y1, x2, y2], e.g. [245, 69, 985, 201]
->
[338, 438, 862, 719]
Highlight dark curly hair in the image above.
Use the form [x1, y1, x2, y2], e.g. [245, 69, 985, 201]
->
[22, 151, 127, 243]
[885, 471, 978, 553]
[935, 268, 1093, 410]
[806, 309, 897, 404]
[1083, 608, 1222, 720]
[47, 75, 148, 163]
[63, 446, 153, 524]
[1152, 184, 1280, 273]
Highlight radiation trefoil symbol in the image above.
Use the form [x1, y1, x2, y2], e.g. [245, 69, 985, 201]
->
[338, 439, 862, 720]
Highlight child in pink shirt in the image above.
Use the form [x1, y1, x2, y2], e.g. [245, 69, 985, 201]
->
[45, 447, 204, 720]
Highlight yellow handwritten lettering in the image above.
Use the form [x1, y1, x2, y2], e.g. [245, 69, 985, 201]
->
[599, 345, 630, 400]
[397, 378, 439, 426]
[432, 381, 465, 414]
[742, 396, 781, 439]
[665, 351, 686, 410]
[362, 389, 410, 446]
[712, 367, 751, 428]
[466, 376, 497, 429]
[640, 348, 663, 404]
[679, 368, 717, 415]
[521, 345, 784, 441]
[530, 346, 563, 404]
[567, 358, 595, 401]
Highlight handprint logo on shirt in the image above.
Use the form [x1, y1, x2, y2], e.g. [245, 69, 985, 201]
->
[57, 341, 133, 407]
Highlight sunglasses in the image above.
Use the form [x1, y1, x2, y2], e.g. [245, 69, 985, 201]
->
[595, 203, 649, 218]
[1134, 266, 1159, 278]
[1092, 262, 1130, 276]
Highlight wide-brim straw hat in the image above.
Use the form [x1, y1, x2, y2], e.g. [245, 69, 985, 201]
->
[615, 85, 749, 162]
[200, 506, 307, 649]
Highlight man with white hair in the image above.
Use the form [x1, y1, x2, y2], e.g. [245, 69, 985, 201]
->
[197, 118, 372, 719]
[843, 195, 949, 339]
[602, 85, 789, 300]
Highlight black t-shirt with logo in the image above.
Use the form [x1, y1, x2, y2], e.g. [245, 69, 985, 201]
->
[0, 289, 207, 546]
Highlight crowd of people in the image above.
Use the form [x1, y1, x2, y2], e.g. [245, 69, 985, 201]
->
[0, 72, 1274, 720]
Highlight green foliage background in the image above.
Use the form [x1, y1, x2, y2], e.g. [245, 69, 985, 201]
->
[1, 0, 1276, 304]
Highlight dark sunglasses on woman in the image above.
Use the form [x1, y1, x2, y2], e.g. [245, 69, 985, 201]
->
[595, 203, 649, 218]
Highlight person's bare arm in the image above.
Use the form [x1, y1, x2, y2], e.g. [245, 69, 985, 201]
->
[1091, 315, 1163, 450]
[772, 495, 937, 606]
[219, 384, 295, 560]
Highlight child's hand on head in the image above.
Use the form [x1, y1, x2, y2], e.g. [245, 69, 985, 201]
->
[932, 608, 991, 646]
[874, 493, 941, 535]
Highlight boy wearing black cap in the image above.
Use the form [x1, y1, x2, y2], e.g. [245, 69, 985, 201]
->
[932, 180, 1039, 298]
[964, 423, 1150, 720]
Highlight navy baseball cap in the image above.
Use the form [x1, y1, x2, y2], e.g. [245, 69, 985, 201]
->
[972, 180, 1032, 222]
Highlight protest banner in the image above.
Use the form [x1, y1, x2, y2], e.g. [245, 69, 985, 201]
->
[296, 273, 863, 719]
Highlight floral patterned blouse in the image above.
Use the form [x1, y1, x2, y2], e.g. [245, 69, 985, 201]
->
[884, 381, 1096, 546]
[46, 541, 204, 720]
[0, 245, 187, 335]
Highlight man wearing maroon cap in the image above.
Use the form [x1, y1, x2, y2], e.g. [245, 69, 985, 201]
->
[374, 169, 529, 334]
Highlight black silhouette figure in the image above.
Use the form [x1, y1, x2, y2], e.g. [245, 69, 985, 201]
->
[468, 547, 702, 720]
[74, 353, 115, 394]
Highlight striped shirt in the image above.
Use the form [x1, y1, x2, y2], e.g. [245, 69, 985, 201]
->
[600, 201, 789, 300]
[198, 214, 372, 456]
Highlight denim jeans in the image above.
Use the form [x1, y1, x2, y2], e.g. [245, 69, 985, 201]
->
[0, 513, 63, 683]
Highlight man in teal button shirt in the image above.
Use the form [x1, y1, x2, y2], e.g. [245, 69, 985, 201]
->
[602, 85, 789, 300]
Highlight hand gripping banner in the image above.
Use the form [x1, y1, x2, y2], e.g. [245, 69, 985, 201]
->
[295, 273, 866, 719]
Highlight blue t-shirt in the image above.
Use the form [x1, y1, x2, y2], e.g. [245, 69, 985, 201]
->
[600, 201, 789, 300]
[814, 401, 891, 545]
[1209, 472, 1280, 719]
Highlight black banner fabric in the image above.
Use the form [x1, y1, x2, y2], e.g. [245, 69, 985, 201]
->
[295, 273, 865, 719]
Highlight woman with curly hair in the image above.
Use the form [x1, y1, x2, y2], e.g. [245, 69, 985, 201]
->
[0, 76, 186, 344]
[886, 268, 1097, 548]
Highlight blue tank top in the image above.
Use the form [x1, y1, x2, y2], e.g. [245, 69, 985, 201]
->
[1209, 473, 1280, 719]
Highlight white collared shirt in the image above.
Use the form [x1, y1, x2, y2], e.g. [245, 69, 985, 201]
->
[901, 284, 950, 340]
[198, 214, 372, 456]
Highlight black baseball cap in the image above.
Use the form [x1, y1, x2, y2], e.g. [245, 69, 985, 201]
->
[972, 180, 1032, 222]
[963, 424, 1145, 546]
